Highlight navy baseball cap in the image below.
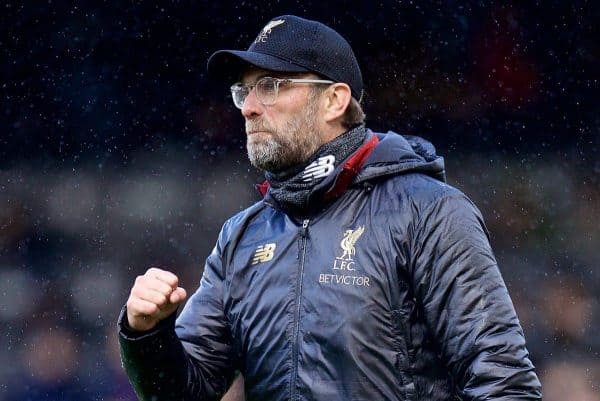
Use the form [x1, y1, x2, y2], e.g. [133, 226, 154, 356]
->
[207, 15, 363, 100]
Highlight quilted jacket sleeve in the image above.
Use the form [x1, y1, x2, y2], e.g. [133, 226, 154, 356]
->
[118, 236, 235, 401]
[411, 193, 542, 400]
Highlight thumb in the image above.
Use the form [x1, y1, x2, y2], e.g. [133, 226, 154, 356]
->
[169, 286, 187, 305]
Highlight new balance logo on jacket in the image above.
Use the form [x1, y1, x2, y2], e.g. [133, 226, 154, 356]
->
[252, 243, 276, 265]
[302, 155, 335, 182]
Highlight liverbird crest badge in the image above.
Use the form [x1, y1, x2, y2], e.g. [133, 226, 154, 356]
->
[254, 19, 285, 43]
[338, 226, 365, 261]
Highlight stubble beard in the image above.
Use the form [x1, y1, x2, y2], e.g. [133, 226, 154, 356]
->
[245, 98, 322, 173]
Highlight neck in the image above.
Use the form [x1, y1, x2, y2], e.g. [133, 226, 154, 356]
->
[320, 122, 347, 143]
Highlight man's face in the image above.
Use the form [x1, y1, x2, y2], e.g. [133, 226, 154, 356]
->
[240, 69, 325, 173]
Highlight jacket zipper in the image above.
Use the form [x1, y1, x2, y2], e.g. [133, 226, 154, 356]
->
[290, 218, 310, 401]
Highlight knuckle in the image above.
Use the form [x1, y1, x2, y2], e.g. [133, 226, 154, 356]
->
[144, 303, 159, 315]
[127, 300, 145, 316]
[131, 301, 155, 316]
[147, 267, 161, 275]
[154, 293, 167, 306]
[130, 285, 143, 297]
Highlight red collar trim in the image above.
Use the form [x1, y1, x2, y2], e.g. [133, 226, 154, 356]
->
[323, 135, 379, 201]
[256, 180, 270, 197]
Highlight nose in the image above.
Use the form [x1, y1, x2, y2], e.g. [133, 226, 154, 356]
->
[241, 88, 263, 119]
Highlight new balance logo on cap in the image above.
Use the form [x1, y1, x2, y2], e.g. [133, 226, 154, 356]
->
[252, 243, 276, 265]
[302, 155, 336, 182]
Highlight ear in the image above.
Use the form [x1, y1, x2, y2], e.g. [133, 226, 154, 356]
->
[322, 83, 352, 124]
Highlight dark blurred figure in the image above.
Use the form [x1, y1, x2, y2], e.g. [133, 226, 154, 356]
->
[6, 325, 91, 401]
[541, 360, 600, 401]
[531, 275, 597, 365]
[82, 326, 138, 401]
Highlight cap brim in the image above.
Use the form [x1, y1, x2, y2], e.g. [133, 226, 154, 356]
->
[207, 50, 309, 83]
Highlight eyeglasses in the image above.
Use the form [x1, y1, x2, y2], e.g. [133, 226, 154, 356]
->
[230, 76, 335, 109]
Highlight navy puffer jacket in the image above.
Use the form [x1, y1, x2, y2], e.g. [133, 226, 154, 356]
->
[119, 131, 542, 400]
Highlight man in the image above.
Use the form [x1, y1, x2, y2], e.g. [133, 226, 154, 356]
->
[118, 15, 542, 400]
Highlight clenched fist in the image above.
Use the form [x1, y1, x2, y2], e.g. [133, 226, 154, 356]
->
[126, 267, 188, 332]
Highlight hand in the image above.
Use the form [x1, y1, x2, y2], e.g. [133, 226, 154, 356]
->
[126, 267, 188, 332]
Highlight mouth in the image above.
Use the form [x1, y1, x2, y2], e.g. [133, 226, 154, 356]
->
[247, 130, 270, 136]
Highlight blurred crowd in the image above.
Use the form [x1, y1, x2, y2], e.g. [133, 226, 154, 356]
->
[1, 1, 598, 400]
[1, 148, 598, 400]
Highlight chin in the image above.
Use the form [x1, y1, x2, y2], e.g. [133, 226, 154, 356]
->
[248, 132, 277, 149]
